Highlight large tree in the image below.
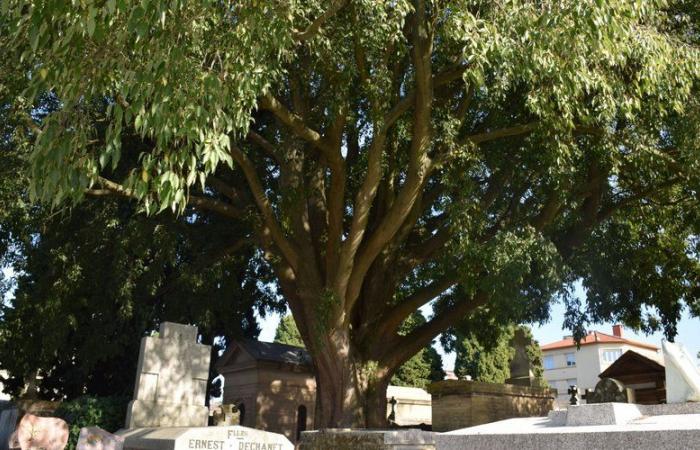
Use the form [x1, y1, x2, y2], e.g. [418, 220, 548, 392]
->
[2, 0, 699, 427]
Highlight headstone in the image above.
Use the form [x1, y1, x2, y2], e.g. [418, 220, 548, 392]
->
[13, 414, 68, 450]
[505, 328, 535, 387]
[662, 340, 700, 403]
[583, 378, 635, 404]
[77, 427, 124, 450]
[125, 322, 211, 428]
[0, 409, 19, 450]
[211, 405, 239, 427]
[118, 425, 293, 450]
[565, 402, 642, 426]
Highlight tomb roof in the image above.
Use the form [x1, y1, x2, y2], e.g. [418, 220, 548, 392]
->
[218, 339, 313, 370]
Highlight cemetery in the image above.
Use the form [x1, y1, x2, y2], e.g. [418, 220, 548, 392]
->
[1, 1, 699, 449]
[0, 321, 698, 449]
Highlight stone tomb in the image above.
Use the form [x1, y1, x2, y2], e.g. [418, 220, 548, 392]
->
[427, 380, 556, 432]
[77, 427, 125, 450]
[125, 322, 211, 428]
[117, 426, 293, 450]
[299, 402, 700, 450]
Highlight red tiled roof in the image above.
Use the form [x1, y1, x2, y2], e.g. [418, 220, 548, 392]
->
[540, 331, 659, 351]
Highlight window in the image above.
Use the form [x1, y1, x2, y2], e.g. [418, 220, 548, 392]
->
[238, 403, 246, 426]
[543, 355, 555, 370]
[602, 349, 623, 363]
[565, 353, 576, 366]
[296, 405, 307, 441]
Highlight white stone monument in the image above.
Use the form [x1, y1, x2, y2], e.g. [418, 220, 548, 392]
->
[662, 340, 700, 403]
[125, 322, 211, 428]
[118, 426, 293, 450]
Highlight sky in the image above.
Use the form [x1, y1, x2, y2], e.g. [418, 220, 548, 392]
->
[258, 293, 700, 372]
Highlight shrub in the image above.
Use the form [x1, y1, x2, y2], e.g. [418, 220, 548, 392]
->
[54, 396, 129, 450]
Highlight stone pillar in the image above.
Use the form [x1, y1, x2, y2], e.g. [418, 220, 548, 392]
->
[125, 322, 211, 428]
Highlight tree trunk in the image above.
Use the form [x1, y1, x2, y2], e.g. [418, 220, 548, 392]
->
[310, 328, 392, 429]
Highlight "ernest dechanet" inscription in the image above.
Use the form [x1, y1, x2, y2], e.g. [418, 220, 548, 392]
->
[186, 429, 284, 450]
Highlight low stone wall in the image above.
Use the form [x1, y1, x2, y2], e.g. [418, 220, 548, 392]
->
[427, 380, 556, 432]
[299, 429, 436, 450]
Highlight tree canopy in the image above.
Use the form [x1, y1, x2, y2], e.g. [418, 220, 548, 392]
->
[2, 0, 699, 427]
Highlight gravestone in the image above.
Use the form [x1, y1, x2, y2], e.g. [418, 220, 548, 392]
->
[505, 329, 535, 387]
[0, 408, 19, 450]
[13, 414, 68, 450]
[77, 427, 124, 450]
[662, 340, 700, 403]
[125, 322, 211, 428]
[211, 405, 239, 427]
[583, 378, 635, 404]
[118, 425, 293, 450]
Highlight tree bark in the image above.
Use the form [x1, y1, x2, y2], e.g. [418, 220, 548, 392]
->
[309, 325, 392, 429]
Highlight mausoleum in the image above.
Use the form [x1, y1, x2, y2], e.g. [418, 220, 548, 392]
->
[216, 340, 432, 442]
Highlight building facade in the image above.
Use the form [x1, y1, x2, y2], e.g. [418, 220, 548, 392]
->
[540, 325, 660, 406]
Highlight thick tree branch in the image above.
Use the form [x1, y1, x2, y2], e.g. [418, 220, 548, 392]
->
[292, 0, 349, 42]
[343, 0, 436, 315]
[382, 290, 488, 368]
[377, 275, 459, 339]
[86, 176, 244, 220]
[228, 144, 301, 271]
[259, 94, 336, 160]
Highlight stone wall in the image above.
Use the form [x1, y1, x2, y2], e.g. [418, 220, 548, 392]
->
[427, 380, 556, 432]
[300, 429, 436, 450]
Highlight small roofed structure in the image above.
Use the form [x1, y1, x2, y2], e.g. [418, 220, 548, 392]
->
[216, 340, 316, 443]
[216, 339, 434, 442]
[598, 350, 666, 404]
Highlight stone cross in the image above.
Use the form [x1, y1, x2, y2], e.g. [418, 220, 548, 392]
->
[505, 328, 535, 387]
[125, 322, 211, 428]
[568, 385, 579, 406]
[388, 397, 398, 424]
[583, 378, 634, 404]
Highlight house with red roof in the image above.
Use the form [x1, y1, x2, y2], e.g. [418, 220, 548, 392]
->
[540, 325, 661, 406]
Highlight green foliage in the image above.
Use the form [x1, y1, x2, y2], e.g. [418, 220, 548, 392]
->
[54, 396, 129, 450]
[0, 127, 283, 399]
[450, 325, 545, 387]
[391, 313, 445, 388]
[274, 314, 305, 348]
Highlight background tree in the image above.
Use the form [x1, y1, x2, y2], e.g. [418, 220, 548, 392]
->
[390, 312, 445, 388]
[0, 116, 282, 399]
[446, 324, 544, 386]
[2, 0, 699, 427]
[274, 314, 305, 347]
